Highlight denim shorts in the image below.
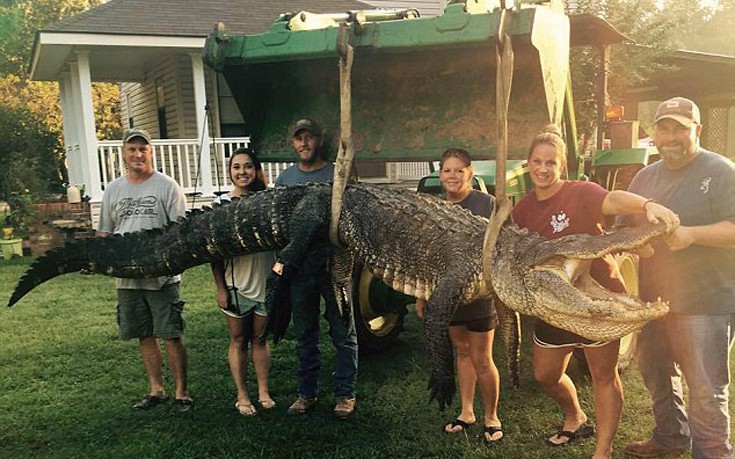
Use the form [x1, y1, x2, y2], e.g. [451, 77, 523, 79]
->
[117, 283, 185, 340]
[221, 287, 267, 319]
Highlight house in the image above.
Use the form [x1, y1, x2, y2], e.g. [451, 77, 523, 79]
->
[620, 49, 735, 158]
[30, 0, 447, 211]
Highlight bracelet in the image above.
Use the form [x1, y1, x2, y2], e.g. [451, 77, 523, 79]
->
[642, 198, 655, 211]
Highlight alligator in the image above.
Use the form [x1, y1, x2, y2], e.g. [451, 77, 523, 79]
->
[7, 182, 669, 409]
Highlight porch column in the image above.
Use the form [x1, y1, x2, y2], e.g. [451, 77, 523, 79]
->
[190, 52, 213, 196]
[69, 51, 103, 201]
[59, 72, 83, 185]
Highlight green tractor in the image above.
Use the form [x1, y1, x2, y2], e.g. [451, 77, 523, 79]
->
[203, 0, 653, 354]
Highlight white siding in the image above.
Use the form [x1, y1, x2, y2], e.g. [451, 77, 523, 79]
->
[176, 55, 220, 138]
[362, 0, 446, 17]
[120, 54, 220, 139]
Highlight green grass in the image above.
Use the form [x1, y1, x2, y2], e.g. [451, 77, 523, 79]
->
[0, 257, 717, 458]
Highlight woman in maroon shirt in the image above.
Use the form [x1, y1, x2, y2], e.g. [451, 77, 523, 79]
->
[511, 125, 678, 459]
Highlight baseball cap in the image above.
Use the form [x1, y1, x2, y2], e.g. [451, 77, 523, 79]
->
[654, 97, 701, 127]
[290, 118, 323, 138]
[123, 127, 153, 144]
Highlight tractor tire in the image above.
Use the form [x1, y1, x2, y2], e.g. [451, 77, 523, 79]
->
[617, 332, 638, 372]
[351, 264, 409, 354]
[615, 253, 640, 372]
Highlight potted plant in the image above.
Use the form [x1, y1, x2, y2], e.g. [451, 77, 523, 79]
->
[5, 192, 35, 241]
[1, 211, 13, 240]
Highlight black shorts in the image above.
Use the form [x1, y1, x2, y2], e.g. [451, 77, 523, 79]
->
[450, 313, 498, 333]
[533, 319, 609, 348]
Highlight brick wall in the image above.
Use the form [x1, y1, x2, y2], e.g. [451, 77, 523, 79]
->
[27, 201, 95, 256]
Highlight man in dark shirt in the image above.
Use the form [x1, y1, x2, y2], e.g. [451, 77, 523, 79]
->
[622, 98, 735, 459]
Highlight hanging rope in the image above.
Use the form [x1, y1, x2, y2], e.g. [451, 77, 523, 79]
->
[483, 2, 514, 284]
[329, 23, 355, 247]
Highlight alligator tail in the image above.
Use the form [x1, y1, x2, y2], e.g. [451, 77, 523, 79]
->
[8, 191, 290, 308]
[8, 236, 125, 307]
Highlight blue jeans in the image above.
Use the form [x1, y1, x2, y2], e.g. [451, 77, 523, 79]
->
[637, 313, 735, 459]
[290, 268, 358, 399]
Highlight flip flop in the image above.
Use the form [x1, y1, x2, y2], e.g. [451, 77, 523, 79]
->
[258, 398, 276, 410]
[444, 419, 475, 434]
[132, 393, 169, 410]
[172, 397, 193, 413]
[483, 426, 504, 446]
[235, 401, 257, 416]
[545, 424, 595, 447]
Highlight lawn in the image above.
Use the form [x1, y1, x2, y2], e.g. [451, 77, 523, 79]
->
[0, 257, 713, 458]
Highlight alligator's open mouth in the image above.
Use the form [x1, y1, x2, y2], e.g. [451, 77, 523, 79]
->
[527, 254, 668, 341]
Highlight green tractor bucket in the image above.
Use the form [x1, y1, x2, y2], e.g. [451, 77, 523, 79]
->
[203, 1, 571, 162]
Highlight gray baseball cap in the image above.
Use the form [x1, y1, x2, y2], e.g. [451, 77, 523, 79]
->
[654, 97, 701, 128]
[123, 127, 153, 144]
[290, 118, 323, 138]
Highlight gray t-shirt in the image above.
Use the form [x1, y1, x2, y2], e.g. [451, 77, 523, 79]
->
[98, 171, 188, 290]
[275, 162, 335, 186]
[625, 150, 735, 314]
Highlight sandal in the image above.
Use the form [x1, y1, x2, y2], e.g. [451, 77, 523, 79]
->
[546, 424, 595, 447]
[444, 419, 475, 434]
[172, 397, 193, 413]
[258, 398, 276, 410]
[132, 393, 169, 410]
[235, 401, 257, 416]
[484, 426, 504, 446]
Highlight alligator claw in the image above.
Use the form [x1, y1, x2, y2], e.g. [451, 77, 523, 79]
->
[265, 271, 292, 343]
[427, 373, 456, 411]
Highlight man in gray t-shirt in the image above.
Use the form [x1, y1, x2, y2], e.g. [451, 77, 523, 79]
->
[622, 98, 735, 459]
[98, 128, 192, 412]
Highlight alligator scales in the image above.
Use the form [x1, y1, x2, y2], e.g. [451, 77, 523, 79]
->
[8, 183, 669, 408]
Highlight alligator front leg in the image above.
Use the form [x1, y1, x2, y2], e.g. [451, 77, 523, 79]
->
[266, 192, 331, 340]
[276, 191, 331, 268]
[265, 270, 292, 343]
[423, 277, 464, 410]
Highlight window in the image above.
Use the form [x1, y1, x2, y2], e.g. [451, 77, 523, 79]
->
[155, 77, 168, 139]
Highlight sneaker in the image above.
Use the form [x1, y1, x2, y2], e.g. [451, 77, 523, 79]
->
[287, 396, 318, 415]
[133, 393, 169, 410]
[624, 439, 687, 458]
[172, 397, 193, 413]
[333, 397, 356, 418]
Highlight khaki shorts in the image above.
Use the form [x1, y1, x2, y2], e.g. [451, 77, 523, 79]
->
[117, 283, 185, 340]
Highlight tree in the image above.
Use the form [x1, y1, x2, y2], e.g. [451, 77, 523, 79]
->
[0, 104, 66, 202]
[566, 0, 711, 150]
[0, 0, 105, 78]
[686, 0, 735, 54]
[0, 0, 121, 209]
[0, 0, 121, 140]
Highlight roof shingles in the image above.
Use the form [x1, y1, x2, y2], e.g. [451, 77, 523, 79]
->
[44, 0, 373, 37]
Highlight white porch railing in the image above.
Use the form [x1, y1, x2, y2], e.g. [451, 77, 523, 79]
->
[98, 137, 243, 193]
[96, 136, 429, 195]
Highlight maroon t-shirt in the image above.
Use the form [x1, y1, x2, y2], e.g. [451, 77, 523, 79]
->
[512, 180, 624, 292]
